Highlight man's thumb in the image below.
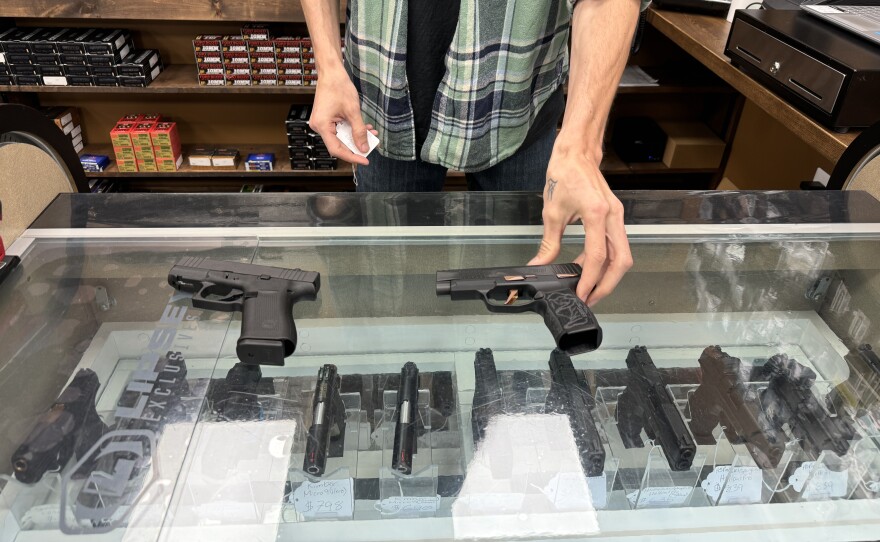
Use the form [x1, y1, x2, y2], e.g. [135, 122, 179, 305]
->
[350, 115, 370, 153]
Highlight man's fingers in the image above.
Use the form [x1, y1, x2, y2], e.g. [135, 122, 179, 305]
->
[576, 212, 608, 301]
[314, 122, 370, 166]
[347, 110, 370, 153]
[528, 213, 566, 266]
[586, 202, 633, 306]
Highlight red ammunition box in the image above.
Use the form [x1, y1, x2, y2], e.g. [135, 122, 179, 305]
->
[225, 73, 251, 86]
[118, 114, 142, 123]
[195, 51, 222, 64]
[221, 36, 247, 53]
[116, 158, 139, 173]
[300, 52, 315, 63]
[274, 37, 301, 54]
[251, 63, 277, 75]
[276, 52, 300, 65]
[193, 35, 222, 52]
[303, 74, 318, 86]
[302, 63, 317, 76]
[222, 51, 249, 65]
[241, 24, 272, 41]
[252, 73, 277, 86]
[278, 65, 303, 76]
[198, 73, 225, 86]
[136, 156, 158, 172]
[248, 39, 274, 54]
[110, 122, 136, 147]
[278, 74, 303, 86]
[131, 121, 157, 150]
[156, 154, 183, 172]
[198, 63, 224, 75]
[113, 145, 136, 162]
[141, 114, 162, 122]
[150, 122, 181, 159]
[225, 65, 250, 76]
[300, 37, 314, 54]
[250, 52, 275, 64]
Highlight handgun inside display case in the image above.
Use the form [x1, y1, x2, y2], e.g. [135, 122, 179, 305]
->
[2, 192, 880, 541]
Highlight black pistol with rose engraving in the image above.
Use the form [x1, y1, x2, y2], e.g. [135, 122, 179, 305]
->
[435, 264, 602, 355]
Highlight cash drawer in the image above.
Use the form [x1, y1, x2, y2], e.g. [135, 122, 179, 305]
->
[728, 19, 845, 114]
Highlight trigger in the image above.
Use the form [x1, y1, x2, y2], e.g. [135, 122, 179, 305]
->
[505, 289, 519, 305]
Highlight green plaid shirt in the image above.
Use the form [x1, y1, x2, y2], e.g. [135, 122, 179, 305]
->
[344, 0, 650, 172]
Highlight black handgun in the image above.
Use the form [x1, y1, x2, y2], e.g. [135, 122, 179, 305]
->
[303, 364, 346, 476]
[471, 348, 504, 444]
[392, 362, 420, 474]
[618, 346, 697, 471]
[208, 363, 276, 421]
[168, 257, 320, 365]
[545, 349, 606, 477]
[13, 369, 109, 484]
[436, 264, 602, 355]
[689, 346, 787, 468]
[760, 353, 858, 458]
[429, 371, 456, 419]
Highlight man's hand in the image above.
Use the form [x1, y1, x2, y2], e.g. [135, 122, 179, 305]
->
[309, 69, 378, 166]
[529, 146, 632, 306]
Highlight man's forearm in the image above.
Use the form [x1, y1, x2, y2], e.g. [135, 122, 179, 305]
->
[301, 0, 346, 75]
[558, 0, 640, 164]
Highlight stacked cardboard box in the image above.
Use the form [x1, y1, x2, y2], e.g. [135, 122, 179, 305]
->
[194, 25, 340, 87]
[286, 104, 336, 170]
[41, 106, 86, 152]
[0, 27, 163, 87]
[110, 114, 182, 172]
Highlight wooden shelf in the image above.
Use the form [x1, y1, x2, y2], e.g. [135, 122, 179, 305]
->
[0, 0, 346, 22]
[646, 6, 857, 164]
[84, 144, 352, 178]
[0, 65, 319, 94]
[2, 65, 732, 96]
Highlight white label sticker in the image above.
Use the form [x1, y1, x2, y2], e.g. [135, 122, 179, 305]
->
[336, 120, 380, 157]
[376, 495, 441, 515]
[150, 66, 161, 81]
[71, 134, 83, 148]
[701, 466, 762, 505]
[118, 43, 131, 61]
[114, 34, 126, 50]
[148, 53, 159, 67]
[0, 53, 6, 64]
[60, 112, 73, 125]
[71, 124, 82, 138]
[790, 462, 848, 500]
[73, 141, 84, 153]
[289, 478, 354, 519]
[626, 486, 692, 509]
[212, 157, 237, 167]
[44, 76, 69, 86]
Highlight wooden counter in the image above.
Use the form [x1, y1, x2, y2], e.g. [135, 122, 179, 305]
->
[646, 7, 858, 164]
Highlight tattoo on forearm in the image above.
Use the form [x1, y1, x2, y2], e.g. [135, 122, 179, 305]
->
[547, 179, 558, 201]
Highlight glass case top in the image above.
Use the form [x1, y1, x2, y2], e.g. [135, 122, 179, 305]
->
[1, 216, 880, 541]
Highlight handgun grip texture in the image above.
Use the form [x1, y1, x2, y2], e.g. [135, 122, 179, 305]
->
[535, 288, 602, 355]
[238, 291, 296, 366]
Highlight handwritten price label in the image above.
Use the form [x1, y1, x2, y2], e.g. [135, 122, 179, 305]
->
[790, 462, 848, 500]
[626, 486, 692, 509]
[377, 495, 441, 515]
[700, 466, 762, 505]
[290, 478, 354, 519]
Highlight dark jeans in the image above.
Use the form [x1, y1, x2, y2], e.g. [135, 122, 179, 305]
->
[355, 128, 556, 192]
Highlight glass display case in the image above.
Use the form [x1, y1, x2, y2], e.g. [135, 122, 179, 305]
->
[1, 192, 880, 541]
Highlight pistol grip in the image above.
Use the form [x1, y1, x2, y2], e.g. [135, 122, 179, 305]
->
[534, 288, 602, 355]
[237, 291, 296, 365]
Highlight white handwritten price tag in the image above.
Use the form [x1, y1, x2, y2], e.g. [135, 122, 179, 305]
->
[290, 478, 354, 519]
[377, 495, 441, 515]
[701, 466, 762, 505]
[790, 462, 848, 500]
[626, 486, 692, 508]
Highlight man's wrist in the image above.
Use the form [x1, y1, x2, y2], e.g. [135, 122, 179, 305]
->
[554, 128, 603, 166]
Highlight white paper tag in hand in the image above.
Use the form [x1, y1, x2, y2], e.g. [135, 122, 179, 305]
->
[336, 120, 380, 158]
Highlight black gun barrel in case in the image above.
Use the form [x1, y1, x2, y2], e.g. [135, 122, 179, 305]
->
[725, 9, 880, 132]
